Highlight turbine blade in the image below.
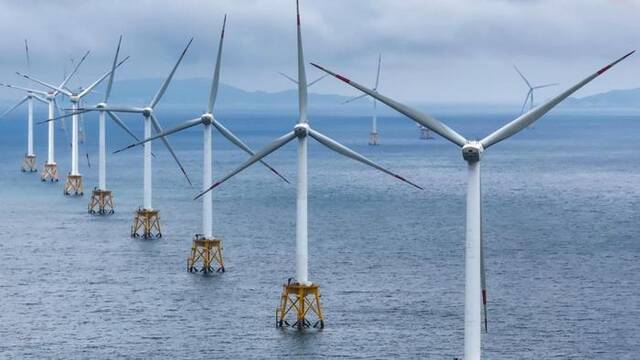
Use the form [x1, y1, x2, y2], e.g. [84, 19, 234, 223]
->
[312, 63, 468, 147]
[79, 56, 129, 98]
[149, 113, 192, 185]
[374, 53, 382, 90]
[114, 117, 201, 153]
[211, 118, 289, 183]
[97, 106, 145, 113]
[0, 97, 29, 119]
[149, 38, 193, 109]
[32, 94, 49, 105]
[104, 35, 123, 102]
[520, 90, 532, 115]
[194, 130, 296, 200]
[58, 50, 90, 94]
[341, 93, 368, 105]
[308, 128, 422, 190]
[513, 65, 532, 89]
[278, 72, 298, 85]
[0, 82, 48, 96]
[307, 73, 328, 88]
[480, 198, 488, 333]
[482, 50, 635, 149]
[532, 83, 559, 90]
[208, 15, 226, 114]
[37, 109, 91, 124]
[296, 0, 308, 122]
[16, 72, 70, 96]
[24, 39, 31, 75]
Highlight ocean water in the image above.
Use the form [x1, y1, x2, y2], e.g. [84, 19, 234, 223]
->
[0, 109, 638, 359]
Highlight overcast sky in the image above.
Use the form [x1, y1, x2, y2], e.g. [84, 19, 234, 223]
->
[0, 0, 637, 104]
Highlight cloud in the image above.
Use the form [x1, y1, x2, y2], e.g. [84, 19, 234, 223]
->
[0, 0, 637, 104]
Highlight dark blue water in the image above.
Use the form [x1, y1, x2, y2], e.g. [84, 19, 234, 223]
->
[0, 110, 638, 359]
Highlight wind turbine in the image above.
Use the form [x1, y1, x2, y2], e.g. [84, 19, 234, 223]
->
[0, 40, 49, 172]
[115, 16, 288, 272]
[341, 54, 382, 145]
[195, 0, 422, 329]
[18, 51, 127, 196]
[312, 50, 634, 359]
[514, 65, 558, 115]
[41, 36, 142, 215]
[70, 39, 193, 238]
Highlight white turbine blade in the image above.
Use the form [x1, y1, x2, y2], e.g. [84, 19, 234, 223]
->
[79, 56, 129, 98]
[481, 222, 488, 333]
[296, 0, 308, 122]
[105, 111, 144, 145]
[37, 109, 91, 124]
[519, 90, 532, 115]
[341, 93, 368, 105]
[149, 113, 192, 185]
[194, 130, 297, 200]
[0, 97, 29, 119]
[307, 73, 328, 88]
[482, 50, 635, 149]
[211, 118, 289, 183]
[532, 83, 559, 90]
[374, 53, 382, 90]
[0, 82, 48, 96]
[278, 72, 298, 85]
[208, 15, 226, 114]
[58, 50, 90, 93]
[95, 106, 145, 113]
[104, 35, 123, 103]
[312, 63, 468, 147]
[513, 65, 532, 89]
[308, 128, 423, 190]
[32, 94, 48, 105]
[114, 117, 201, 153]
[149, 38, 193, 109]
[15, 72, 71, 96]
[24, 39, 31, 75]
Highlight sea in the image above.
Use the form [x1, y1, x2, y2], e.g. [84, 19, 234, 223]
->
[0, 109, 638, 359]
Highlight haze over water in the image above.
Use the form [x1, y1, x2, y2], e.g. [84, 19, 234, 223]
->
[0, 111, 638, 359]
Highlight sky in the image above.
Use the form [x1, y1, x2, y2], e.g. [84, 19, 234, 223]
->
[0, 0, 638, 105]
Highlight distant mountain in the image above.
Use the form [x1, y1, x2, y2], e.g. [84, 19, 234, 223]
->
[562, 87, 640, 110]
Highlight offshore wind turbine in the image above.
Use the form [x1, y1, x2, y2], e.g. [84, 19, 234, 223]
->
[195, 0, 421, 329]
[115, 17, 288, 272]
[41, 36, 142, 215]
[0, 40, 49, 172]
[341, 54, 382, 145]
[514, 65, 558, 115]
[313, 50, 634, 359]
[74, 39, 193, 238]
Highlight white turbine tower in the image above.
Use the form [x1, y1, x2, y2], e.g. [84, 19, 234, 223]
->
[18, 51, 127, 195]
[0, 40, 48, 172]
[40, 36, 142, 215]
[74, 39, 193, 238]
[115, 17, 288, 272]
[313, 50, 634, 359]
[514, 65, 558, 115]
[341, 54, 382, 145]
[195, 0, 422, 329]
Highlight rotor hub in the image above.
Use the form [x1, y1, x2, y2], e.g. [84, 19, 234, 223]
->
[294, 123, 310, 137]
[46, 93, 55, 100]
[201, 113, 213, 125]
[462, 141, 484, 162]
[70, 95, 80, 103]
[142, 107, 153, 117]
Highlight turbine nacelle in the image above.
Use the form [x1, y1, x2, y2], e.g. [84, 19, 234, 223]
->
[201, 113, 213, 125]
[462, 141, 484, 162]
[96, 103, 107, 109]
[46, 92, 55, 100]
[70, 95, 80, 103]
[294, 123, 310, 137]
[142, 107, 153, 117]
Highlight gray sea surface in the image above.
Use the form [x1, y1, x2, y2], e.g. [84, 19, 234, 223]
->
[0, 110, 638, 359]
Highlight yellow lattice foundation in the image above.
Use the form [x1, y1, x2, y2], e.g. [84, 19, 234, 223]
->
[21, 155, 37, 172]
[131, 208, 161, 239]
[369, 132, 379, 145]
[41, 163, 58, 182]
[187, 235, 225, 273]
[276, 281, 324, 329]
[88, 189, 114, 215]
[64, 175, 83, 196]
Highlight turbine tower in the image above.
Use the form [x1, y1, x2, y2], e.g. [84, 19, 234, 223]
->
[514, 65, 558, 115]
[19, 51, 127, 195]
[313, 50, 634, 359]
[41, 36, 141, 215]
[115, 17, 288, 273]
[195, 0, 422, 329]
[74, 39, 193, 238]
[0, 40, 49, 172]
[341, 54, 382, 145]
